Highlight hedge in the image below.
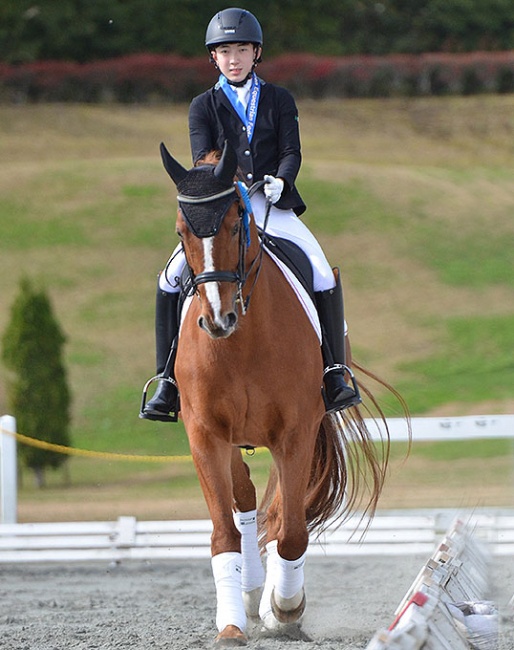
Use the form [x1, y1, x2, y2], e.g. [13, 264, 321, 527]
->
[4, 0, 514, 63]
[1, 51, 514, 103]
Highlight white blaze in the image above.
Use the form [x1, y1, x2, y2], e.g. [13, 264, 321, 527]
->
[202, 237, 223, 323]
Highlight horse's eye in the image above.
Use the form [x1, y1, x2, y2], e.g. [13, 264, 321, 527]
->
[176, 228, 183, 239]
[232, 222, 240, 236]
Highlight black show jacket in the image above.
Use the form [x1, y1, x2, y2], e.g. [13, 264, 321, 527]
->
[188, 78, 306, 216]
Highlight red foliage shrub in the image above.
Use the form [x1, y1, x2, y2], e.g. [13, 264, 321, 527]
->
[1, 51, 514, 103]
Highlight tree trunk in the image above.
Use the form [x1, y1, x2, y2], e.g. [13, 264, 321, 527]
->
[33, 466, 46, 489]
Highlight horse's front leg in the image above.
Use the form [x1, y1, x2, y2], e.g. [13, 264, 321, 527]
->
[259, 437, 314, 629]
[189, 438, 247, 645]
[231, 449, 265, 619]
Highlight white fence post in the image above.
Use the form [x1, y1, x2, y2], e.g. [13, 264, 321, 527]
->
[0, 414, 17, 524]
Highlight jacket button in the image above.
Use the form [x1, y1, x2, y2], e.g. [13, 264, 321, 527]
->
[244, 150, 250, 156]
[246, 173, 253, 180]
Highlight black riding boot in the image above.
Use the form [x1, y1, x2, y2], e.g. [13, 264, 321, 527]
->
[139, 285, 180, 422]
[315, 268, 361, 413]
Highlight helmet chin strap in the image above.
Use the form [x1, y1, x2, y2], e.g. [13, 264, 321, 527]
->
[226, 57, 261, 87]
[228, 72, 253, 88]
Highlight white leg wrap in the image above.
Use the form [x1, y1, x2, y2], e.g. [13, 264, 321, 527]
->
[211, 552, 247, 633]
[259, 540, 279, 625]
[259, 541, 307, 628]
[274, 549, 306, 599]
[233, 510, 265, 593]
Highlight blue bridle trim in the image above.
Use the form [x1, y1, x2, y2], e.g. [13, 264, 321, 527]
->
[236, 181, 252, 248]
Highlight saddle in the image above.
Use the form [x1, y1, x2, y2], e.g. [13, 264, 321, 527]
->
[259, 233, 315, 302]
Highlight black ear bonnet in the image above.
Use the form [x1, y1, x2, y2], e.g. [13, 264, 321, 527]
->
[177, 166, 237, 238]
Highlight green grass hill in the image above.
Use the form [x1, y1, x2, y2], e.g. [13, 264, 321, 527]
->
[1, 97, 513, 520]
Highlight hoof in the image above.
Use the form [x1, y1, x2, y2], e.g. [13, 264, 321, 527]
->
[215, 625, 247, 646]
[270, 588, 306, 624]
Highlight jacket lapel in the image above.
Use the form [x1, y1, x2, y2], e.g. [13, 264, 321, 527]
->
[214, 85, 240, 120]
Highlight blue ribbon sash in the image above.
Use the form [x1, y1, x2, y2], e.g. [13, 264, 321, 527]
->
[218, 73, 260, 142]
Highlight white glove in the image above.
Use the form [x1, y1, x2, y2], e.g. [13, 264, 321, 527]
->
[264, 175, 284, 204]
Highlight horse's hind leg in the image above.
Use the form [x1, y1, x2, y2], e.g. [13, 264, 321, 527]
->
[231, 450, 265, 619]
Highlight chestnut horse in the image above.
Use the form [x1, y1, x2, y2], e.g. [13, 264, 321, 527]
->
[160, 141, 391, 645]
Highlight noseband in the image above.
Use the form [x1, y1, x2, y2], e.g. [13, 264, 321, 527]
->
[179, 182, 264, 314]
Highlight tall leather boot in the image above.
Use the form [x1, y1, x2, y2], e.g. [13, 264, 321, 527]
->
[139, 284, 180, 422]
[315, 268, 361, 413]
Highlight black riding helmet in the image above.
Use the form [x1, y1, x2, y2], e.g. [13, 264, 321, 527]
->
[205, 8, 263, 64]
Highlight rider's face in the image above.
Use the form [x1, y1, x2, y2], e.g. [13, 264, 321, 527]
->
[212, 42, 260, 83]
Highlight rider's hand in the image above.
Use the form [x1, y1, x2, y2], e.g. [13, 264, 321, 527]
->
[264, 175, 284, 204]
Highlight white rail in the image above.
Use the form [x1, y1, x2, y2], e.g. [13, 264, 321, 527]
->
[0, 510, 513, 564]
[0, 415, 17, 524]
[358, 413, 514, 443]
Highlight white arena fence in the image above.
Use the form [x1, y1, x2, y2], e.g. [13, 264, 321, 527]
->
[0, 510, 513, 564]
[1, 413, 514, 563]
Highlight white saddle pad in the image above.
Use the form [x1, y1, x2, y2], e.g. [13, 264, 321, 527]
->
[264, 248, 321, 343]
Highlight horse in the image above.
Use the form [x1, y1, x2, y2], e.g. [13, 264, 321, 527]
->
[158, 140, 398, 645]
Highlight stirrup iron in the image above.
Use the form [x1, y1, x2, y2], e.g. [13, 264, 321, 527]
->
[322, 364, 362, 412]
[139, 375, 179, 422]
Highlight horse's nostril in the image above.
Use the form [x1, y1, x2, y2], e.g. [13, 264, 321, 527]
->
[198, 312, 236, 338]
[226, 312, 237, 329]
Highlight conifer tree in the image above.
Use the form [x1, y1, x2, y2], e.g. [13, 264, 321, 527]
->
[1, 278, 71, 488]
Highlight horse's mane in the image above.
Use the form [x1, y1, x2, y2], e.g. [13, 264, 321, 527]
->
[195, 150, 222, 166]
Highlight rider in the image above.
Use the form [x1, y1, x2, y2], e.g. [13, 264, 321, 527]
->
[140, 7, 360, 422]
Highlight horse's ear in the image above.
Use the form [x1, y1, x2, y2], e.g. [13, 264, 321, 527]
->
[214, 140, 238, 186]
[160, 142, 188, 185]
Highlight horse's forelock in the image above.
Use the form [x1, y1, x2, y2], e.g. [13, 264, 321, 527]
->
[195, 149, 244, 183]
[196, 150, 222, 167]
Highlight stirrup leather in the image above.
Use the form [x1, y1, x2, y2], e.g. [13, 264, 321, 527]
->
[139, 375, 179, 422]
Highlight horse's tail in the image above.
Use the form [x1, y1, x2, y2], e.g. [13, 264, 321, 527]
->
[258, 406, 386, 547]
[258, 364, 410, 545]
[304, 364, 410, 535]
[303, 412, 381, 536]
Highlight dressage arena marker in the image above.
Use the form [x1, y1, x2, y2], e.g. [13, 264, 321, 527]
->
[365, 520, 498, 650]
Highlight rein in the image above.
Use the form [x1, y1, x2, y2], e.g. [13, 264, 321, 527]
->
[181, 181, 271, 315]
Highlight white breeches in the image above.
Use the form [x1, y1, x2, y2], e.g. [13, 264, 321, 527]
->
[159, 191, 337, 293]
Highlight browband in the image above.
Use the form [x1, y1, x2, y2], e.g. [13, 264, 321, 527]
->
[177, 186, 236, 204]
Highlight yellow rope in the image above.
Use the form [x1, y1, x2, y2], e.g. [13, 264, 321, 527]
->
[0, 425, 267, 463]
[1, 426, 192, 463]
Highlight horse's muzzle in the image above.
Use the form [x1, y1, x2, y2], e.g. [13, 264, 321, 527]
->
[198, 310, 238, 339]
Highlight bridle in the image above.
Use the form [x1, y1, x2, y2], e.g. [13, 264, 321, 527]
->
[179, 181, 269, 315]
